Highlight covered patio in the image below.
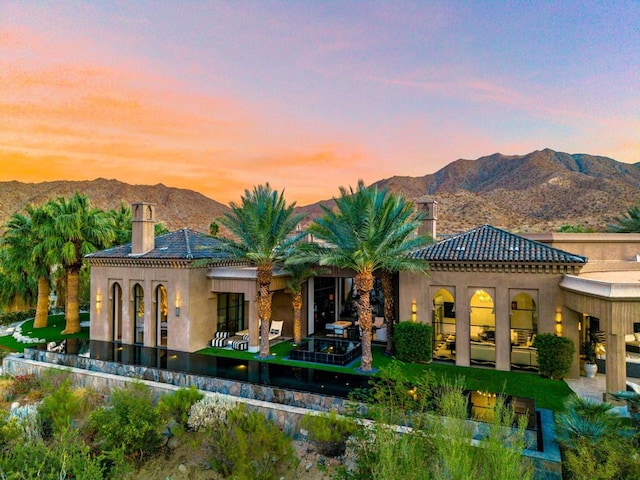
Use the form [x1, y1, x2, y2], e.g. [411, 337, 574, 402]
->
[561, 271, 640, 395]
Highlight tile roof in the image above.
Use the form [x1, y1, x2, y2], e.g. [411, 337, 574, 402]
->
[86, 228, 229, 261]
[413, 225, 588, 264]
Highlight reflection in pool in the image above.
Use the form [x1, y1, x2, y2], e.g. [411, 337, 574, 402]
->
[289, 338, 361, 366]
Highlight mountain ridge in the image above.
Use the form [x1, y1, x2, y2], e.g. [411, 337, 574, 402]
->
[1, 149, 638, 234]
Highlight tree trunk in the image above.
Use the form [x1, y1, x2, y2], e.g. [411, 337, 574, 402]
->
[256, 264, 273, 357]
[63, 267, 81, 334]
[355, 270, 374, 372]
[292, 290, 303, 345]
[381, 270, 395, 355]
[33, 276, 50, 329]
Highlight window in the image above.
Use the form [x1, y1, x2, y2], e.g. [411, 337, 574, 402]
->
[111, 283, 122, 342]
[217, 293, 245, 333]
[156, 285, 168, 347]
[134, 283, 144, 345]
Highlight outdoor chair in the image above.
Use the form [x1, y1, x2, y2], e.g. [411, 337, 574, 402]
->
[211, 331, 231, 347]
[268, 320, 284, 341]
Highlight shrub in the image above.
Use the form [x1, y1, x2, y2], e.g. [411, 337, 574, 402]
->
[300, 410, 357, 457]
[7, 404, 41, 443]
[203, 404, 297, 480]
[10, 373, 41, 396]
[38, 379, 93, 436]
[393, 321, 432, 363]
[87, 381, 162, 461]
[157, 385, 203, 428]
[0, 428, 125, 480]
[187, 393, 236, 431]
[534, 333, 575, 379]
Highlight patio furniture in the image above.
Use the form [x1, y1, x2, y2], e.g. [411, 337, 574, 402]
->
[269, 320, 284, 341]
[211, 331, 231, 347]
[231, 338, 248, 351]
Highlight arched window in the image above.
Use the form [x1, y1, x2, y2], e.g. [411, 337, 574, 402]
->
[470, 289, 496, 368]
[111, 283, 122, 342]
[510, 293, 538, 370]
[134, 283, 144, 345]
[156, 285, 168, 347]
[432, 288, 456, 363]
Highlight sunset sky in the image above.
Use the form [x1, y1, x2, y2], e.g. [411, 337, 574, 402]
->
[1, 1, 638, 205]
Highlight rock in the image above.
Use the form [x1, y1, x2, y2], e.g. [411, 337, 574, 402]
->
[10, 402, 19, 411]
[305, 462, 314, 471]
[178, 464, 187, 474]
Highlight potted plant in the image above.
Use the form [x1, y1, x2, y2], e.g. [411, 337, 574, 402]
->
[583, 340, 598, 378]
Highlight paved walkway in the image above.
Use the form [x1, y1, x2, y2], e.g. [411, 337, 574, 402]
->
[564, 373, 640, 416]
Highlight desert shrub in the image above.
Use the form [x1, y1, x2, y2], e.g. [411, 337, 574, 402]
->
[563, 436, 640, 480]
[38, 379, 91, 436]
[187, 393, 236, 431]
[0, 429, 122, 480]
[0, 410, 26, 451]
[157, 385, 203, 428]
[87, 381, 162, 461]
[301, 410, 358, 457]
[38, 367, 73, 394]
[203, 403, 297, 480]
[534, 333, 575, 379]
[393, 321, 432, 363]
[9, 373, 41, 396]
[7, 404, 41, 443]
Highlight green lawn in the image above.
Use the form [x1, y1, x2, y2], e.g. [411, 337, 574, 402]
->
[0, 313, 89, 353]
[197, 340, 574, 411]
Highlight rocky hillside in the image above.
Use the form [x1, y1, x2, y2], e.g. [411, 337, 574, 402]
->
[1, 149, 638, 235]
[299, 149, 640, 233]
[0, 178, 229, 233]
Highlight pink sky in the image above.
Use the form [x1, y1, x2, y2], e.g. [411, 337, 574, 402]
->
[1, 1, 638, 205]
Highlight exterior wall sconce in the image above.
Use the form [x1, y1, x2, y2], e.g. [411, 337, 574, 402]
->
[175, 294, 181, 317]
[95, 291, 102, 311]
[555, 311, 562, 335]
[411, 300, 417, 322]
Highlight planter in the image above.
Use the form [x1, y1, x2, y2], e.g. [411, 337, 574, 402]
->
[584, 362, 598, 378]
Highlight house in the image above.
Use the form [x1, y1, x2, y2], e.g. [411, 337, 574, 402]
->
[87, 200, 640, 394]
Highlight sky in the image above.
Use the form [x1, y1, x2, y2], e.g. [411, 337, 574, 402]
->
[0, 1, 638, 205]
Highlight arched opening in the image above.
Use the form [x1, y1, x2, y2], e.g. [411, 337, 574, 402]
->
[133, 283, 144, 345]
[432, 289, 456, 362]
[111, 283, 122, 342]
[470, 289, 495, 367]
[510, 293, 538, 370]
[156, 285, 168, 347]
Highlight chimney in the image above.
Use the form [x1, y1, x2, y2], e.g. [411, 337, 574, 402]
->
[416, 197, 437, 240]
[131, 202, 156, 254]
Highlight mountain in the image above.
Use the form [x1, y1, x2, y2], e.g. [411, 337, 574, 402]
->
[298, 149, 640, 233]
[0, 178, 229, 233]
[0, 149, 638, 234]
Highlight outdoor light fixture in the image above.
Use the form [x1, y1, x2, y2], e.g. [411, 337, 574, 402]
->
[555, 311, 562, 335]
[175, 294, 181, 317]
[411, 300, 417, 322]
[95, 291, 102, 311]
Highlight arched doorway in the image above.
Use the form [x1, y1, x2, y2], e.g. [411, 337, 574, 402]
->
[133, 283, 144, 345]
[155, 285, 168, 347]
[433, 289, 456, 362]
[111, 283, 122, 342]
[510, 293, 538, 370]
[470, 289, 495, 367]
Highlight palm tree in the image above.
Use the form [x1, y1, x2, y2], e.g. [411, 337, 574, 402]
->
[44, 193, 115, 334]
[217, 184, 304, 357]
[304, 181, 430, 372]
[1, 205, 54, 327]
[284, 258, 319, 345]
[108, 202, 132, 246]
[608, 200, 640, 232]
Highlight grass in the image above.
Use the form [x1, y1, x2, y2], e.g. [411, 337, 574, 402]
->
[0, 313, 89, 353]
[197, 340, 574, 411]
